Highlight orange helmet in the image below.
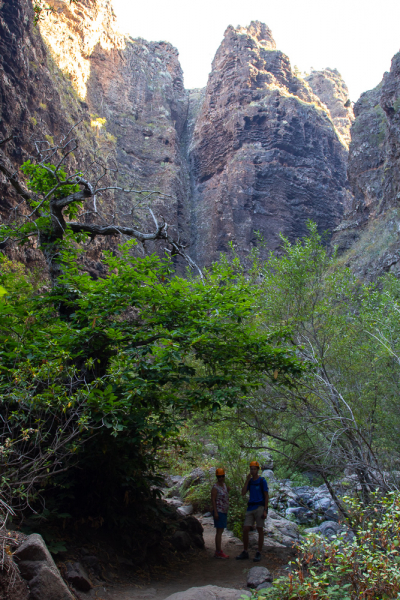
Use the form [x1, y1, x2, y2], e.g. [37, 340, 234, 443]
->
[250, 461, 260, 468]
[216, 468, 225, 476]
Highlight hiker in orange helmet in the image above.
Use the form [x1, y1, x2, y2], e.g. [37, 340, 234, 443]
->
[236, 461, 269, 562]
[211, 467, 230, 559]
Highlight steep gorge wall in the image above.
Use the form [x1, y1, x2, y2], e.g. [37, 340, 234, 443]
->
[1, 2, 354, 270]
[0, 0, 191, 271]
[333, 52, 400, 279]
[188, 22, 351, 265]
[38, 0, 191, 244]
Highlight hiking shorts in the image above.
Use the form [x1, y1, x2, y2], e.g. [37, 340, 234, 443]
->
[214, 511, 228, 529]
[244, 505, 265, 528]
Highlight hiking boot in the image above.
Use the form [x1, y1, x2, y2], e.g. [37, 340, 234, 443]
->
[235, 550, 249, 560]
[253, 551, 262, 562]
[215, 550, 229, 559]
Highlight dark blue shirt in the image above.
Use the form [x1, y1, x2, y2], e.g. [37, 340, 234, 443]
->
[247, 476, 269, 510]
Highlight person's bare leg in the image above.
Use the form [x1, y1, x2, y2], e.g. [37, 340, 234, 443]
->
[257, 527, 264, 552]
[215, 528, 223, 553]
[243, 525, 251, 551]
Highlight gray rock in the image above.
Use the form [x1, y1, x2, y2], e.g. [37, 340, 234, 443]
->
[247, 566, 273, 588]
[305, 520, 355, 543]
[181, 468, 205, 492]
[203, 511, 212, 517]
[264, 509, 300, 546]
[204, 444, 218, 456]
[14, 533, 74, 600]
[65, 561, 92, 592]
[164, 586, 251, 600]
[165, 496, 184, 509]
[170, 530, 192, 551]
[319, 521, 342, 537]
[313, 496, 331, 511]
[324, 507, 339, 522]
[29, 566, 74, 600]
[14, 534, 49, 562]
[178, 515, 204, 536]
[256, 583, 273, 591]
[177, 504, 193, 517]
[261, 469, 275, 481]
[169, 475, 185, 486]
[285, 507, 314, 524]
[191, 533, 205, 548]
[259, 452, 274, 470]
[82, 555, 99, 567]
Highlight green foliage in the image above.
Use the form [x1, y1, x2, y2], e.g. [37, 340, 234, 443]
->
[248, 491, 400, 600]
[232, 222, 400, 489]
[20, 161, 81, 219]
[169, 413, 274, 537]
[0, 244, 302, 517]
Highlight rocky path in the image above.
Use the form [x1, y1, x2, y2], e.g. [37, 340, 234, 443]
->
[81, 517, 293, 600]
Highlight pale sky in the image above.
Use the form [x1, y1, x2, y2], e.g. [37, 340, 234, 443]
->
[112, 0, 400, 102]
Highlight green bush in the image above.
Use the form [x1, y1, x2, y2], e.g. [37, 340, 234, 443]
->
[248, 491, 400, 600]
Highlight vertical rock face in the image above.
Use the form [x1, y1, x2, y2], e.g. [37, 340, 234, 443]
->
[305, 68, 354, 147]
[0, 0, 97, 267]
[380, 53, 400, 211]
[333, 52, 400, 279]
[38, 0, 191, 243]
[332, 85, 386, 255]
[1, 6, 352, 270]
[188, 22, 349, 266]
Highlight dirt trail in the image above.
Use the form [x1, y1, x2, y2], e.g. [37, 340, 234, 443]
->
[82, 517, 293, 600]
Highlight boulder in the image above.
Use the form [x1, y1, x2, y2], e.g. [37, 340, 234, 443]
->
[247, 566, 273, 588]
[319, 521, 342, 538]
[164, 586, 251, 600]
[262, 469, 275, 482]
[305, 520, 355, 542]
[181, 468, 206, 492]
[285, 507, 314, 524]
[259, 452, 274, 470]
[13, 533, 74, 600]
[256, 583, 273, 591]
[204, 444, 218, 456]
[263, 509, 300, 547]
[177, 504, 194, 517]
[179, 515, 204, 536]
[29, 566, 74, 600]
[166, 475, 185, 488]
[65, 561, 92, 592]
[165, 497, 184, 509]
[170, 530, 192, 551]
[81, 555, 98, 567]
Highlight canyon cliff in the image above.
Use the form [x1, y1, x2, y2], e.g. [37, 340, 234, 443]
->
[1, 0, 354, 270]
[188, 23, 350, 264]
[333, 52, 400, 279]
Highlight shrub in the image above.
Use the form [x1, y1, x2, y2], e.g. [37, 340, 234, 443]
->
[251, 491, 400, 600]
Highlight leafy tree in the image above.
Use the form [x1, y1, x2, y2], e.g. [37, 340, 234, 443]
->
[231, 223, 400, 515]
[0, 129, 303, 524]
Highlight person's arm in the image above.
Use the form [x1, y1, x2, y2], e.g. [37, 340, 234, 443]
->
[241, 474, 251, 496]
[211, 486, 218, 518]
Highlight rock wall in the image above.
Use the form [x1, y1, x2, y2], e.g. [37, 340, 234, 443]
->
[38, 0, 191, 244]
[333, 52, 400, 279]
[188, 22, 350, 266]
[0, 0, 97, 268]
[1, 4, 353, 271]
[305, 68, 354, 147]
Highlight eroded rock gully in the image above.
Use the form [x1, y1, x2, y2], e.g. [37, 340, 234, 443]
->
[1, 1, 355, 270]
